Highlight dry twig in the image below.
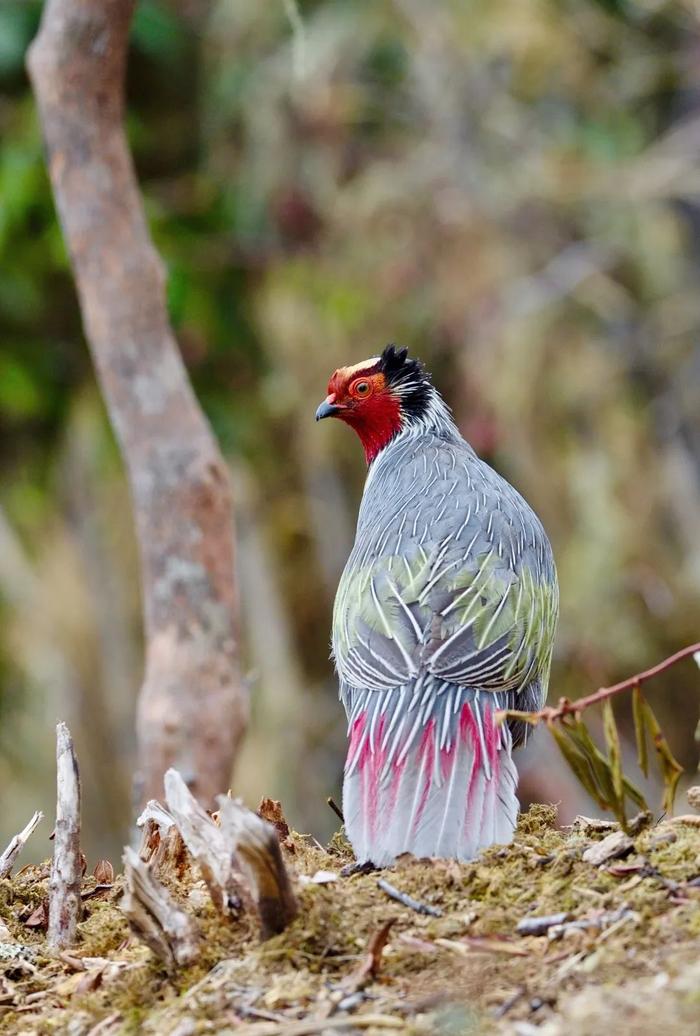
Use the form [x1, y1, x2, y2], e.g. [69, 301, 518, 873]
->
[343, 919, 396, 992]
[0, 811, 43, 880]
[516, 912, 571, 937]
[377, 878, 443, 917]
[48, 723, 82, 950]
[327, 797, 345, 823]
[501, 642, 700, 725]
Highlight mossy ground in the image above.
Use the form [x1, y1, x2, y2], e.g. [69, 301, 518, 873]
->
[1, 806, 699, 1035]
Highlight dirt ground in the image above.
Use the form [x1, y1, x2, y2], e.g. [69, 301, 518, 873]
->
[1, 803, 699, 1035]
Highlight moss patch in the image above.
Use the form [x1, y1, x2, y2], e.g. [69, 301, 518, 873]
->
[1, 808, 699, 1035]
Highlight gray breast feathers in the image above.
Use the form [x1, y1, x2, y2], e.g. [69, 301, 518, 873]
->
[332, 435, 558, 697]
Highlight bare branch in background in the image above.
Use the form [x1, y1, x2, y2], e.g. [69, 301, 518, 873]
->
[48, 723, 82, 950]
[26, 0, 247, 812]
[503, 642, 700, 725]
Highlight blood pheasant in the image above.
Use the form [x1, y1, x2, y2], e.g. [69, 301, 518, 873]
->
[316, 346, 558, 865]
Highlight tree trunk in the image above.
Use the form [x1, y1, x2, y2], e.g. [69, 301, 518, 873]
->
[27, 0, 247, 810]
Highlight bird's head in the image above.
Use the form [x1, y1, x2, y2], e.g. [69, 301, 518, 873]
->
[316, 345, 445, 464]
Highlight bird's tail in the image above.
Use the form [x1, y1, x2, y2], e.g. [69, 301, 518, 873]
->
[341, 681, 518, 866]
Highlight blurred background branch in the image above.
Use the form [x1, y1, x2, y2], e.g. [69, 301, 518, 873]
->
[25, 0, 247, 814]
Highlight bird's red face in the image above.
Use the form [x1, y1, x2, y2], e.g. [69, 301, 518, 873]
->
[316, 357, 403, 464]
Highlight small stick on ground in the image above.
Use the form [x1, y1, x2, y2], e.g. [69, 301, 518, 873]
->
[516, 912, 572, 937]
[121, 846, 199, 969]
[377, 878, 443, 917]
[327, 797, 344, 824]
[342, 918, 396, 992]
[0, 811, 43, 880]
[48, 722, 82, 950]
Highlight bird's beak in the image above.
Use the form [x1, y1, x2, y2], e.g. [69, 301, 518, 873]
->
[315, 396, 341, 421]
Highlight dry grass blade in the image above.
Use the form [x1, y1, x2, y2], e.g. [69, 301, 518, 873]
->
[603, 698, 624, 810]
[638, 698, 683, 815]
[632, 685, 649, 778]
[550, 715, 648, 824]
[547, 720, 604, 808]
[435, 936, 529, 957]
[246, 1015, 405, 1035]
[566, 717, 619, 810]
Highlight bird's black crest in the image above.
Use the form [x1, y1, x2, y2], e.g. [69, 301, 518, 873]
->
[377, 344, 432, 419]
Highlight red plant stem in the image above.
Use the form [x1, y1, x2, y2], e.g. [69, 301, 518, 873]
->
[504, 642, 700, 725]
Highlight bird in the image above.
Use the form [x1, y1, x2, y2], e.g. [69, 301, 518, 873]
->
[315, 345, 558, 866]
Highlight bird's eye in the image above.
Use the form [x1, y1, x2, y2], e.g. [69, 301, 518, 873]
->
[352, 380, 371, 397]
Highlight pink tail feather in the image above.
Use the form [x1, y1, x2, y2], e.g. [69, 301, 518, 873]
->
[342, 688, 518, 865]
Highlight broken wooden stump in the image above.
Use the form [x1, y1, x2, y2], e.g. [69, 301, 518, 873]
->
[136, 799, 188, 881]
[217, 794, 298, 939]
[48, 722, 82, 950]
[121, 847, 199, 970]
[0, 810, 43, 880]
[119, 770, 298, 965]
[164, 768, 245, 915]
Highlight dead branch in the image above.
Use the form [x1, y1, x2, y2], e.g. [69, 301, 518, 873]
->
[48, 723, 82, 950]
[326, 797, 345, 823]
[0, 811, 43, 880]
[26, 0, 247, 812]
[121, 847, 199, 969]
[217, 795, 298, 939]
[500, 641, 700, 726]
[164, 769, 244, 915]
[515, 912, 572, 937]
[377, 878, 443, 918]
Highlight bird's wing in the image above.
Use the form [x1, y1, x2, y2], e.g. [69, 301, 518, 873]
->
[332, 439, 558, 696]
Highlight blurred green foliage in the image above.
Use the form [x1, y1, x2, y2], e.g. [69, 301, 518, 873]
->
[1, 0, 699, 859]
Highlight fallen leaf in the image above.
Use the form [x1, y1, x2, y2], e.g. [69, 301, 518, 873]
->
[257, 798, 291, 842]
[93, 859, 114, 884]
[24, 902, 48, 929]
